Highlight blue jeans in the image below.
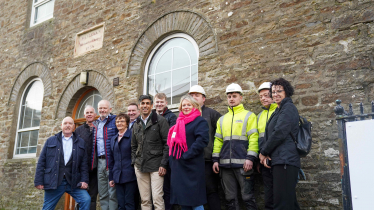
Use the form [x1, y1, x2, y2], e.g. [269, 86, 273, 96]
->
[181, 205, 204, 210]
[43, 179, 91, 210]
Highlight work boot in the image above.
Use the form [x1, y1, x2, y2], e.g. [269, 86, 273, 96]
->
[244, 200, 258, 210]
[226, 199, 236, 210]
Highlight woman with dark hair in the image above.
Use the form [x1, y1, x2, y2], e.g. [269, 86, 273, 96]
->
[108, 113, 138, 210]
[168, 95, 209, 210]
[259, 78, 301, 210]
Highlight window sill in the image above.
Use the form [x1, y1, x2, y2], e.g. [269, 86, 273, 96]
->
[12, 154, 37, 159]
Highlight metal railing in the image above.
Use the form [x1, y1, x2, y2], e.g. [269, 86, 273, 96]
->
[334, 99, 374, 210]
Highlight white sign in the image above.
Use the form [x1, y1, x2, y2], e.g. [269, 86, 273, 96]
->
[74, 23, 105, 57]
[346, 119, 374, 210]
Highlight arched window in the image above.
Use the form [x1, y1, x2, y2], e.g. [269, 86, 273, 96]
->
[72, 88, 102, 125]
[144, 33, 199, 105]
[14, 79, 44, 157]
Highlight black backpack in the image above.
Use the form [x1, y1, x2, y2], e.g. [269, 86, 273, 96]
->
[290, 116, 312, 157]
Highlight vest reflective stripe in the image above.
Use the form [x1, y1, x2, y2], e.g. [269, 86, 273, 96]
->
[215, 133, 223, 139]
[241, 111, 253, 136]
[247, 150, 258, 157]
[247, 128, 258, 137]
[219, 116, 224, 135]
[257, 111, 262, 124]
[212, 153, 220, 157]
[223, 135, 248, 141]
[220, 158, 246, 164]
[259, 132, 265, 138]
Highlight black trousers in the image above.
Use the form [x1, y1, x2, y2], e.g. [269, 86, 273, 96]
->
[205, 161, 221, 210]
[116, 180, 138, 210]
[272, 165, 300, 210]
[261, 165, 273, 210]
[163, 165, 174, 210]
[88, 169, 99, 210]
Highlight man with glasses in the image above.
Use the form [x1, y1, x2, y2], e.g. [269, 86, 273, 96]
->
[257, 82, 277, 209]
[131, 95, 169, 210]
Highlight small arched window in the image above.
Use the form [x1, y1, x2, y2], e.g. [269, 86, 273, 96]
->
[14, 79, 44, 157]
[144, 33, 199, 105]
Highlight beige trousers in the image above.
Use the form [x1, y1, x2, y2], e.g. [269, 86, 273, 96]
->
[134, 166, 165, 210]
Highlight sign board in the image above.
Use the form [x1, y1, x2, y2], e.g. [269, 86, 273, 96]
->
[74, 23, 105, 57]
[346, 120, 374, 209]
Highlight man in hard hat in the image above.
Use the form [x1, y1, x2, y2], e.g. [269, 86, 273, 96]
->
[257, 82, 277, 210]
[212, 83, 259, 210]
[189, 85, 222, 210]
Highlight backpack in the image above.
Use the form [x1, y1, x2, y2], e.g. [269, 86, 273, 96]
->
[290, 116, 312, 157]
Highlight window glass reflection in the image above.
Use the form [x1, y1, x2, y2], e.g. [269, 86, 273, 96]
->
[148, 36, 198, 104]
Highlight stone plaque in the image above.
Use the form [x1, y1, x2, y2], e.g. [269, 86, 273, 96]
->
[74, 23, 105, 57]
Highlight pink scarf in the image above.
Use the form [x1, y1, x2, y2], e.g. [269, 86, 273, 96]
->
[167, 108, 201, 159]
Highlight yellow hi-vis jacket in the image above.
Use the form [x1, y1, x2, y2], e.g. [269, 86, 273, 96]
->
[257, 103, 277, 153]
[212, 104, 259, 167]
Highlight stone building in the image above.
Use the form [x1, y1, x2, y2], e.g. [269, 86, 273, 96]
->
[1, 0, 373, 209]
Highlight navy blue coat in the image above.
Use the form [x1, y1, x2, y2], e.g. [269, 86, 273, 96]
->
[34, 132, 89, 190]
[108, 129, 136, 184]
[91, 114, 118, 170]
[169, 116, 209, 206]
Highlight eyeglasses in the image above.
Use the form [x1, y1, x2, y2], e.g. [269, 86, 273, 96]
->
[271, 90, 284, 95]
[116, 120, 127, 124]
[259, 93, 271, 99]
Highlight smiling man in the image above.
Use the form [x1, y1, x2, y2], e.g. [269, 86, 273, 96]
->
[34, 117, 90, 210]
[127, 103, 140, 130]
[92, 100, 118, 210]
[131, 95, 169, 210]
[212, 83, 259, 210]
[75, 105, 99, 210]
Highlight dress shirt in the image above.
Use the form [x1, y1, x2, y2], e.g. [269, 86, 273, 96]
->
[97, 116, 108, 156]
[62, 133, 73, 165]
[141, 113, 151, 126]
[129, 121, 135, 130]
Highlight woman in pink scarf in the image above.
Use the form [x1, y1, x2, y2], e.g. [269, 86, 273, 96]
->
[167, 95, 209, 210]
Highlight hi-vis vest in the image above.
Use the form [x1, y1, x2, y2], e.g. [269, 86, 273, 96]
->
[212, 104, 259, 168]
[257, 103, 277, 152]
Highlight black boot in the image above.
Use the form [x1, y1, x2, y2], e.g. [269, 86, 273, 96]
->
[244, 200, 258, 210]
[226, 199, 236, 210]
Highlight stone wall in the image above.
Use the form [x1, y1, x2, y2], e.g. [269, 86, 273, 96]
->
[1, 0, 374, 209]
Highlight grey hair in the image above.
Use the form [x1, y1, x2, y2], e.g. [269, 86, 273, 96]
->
[84, 105, 96, 113]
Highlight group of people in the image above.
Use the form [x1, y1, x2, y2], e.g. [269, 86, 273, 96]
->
[34, 77, 302, 210]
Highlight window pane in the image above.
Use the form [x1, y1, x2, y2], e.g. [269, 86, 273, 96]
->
[150, 49, 172, 75]
[30, 130, 39, 147]
[28, 147, 37, 154]
[172, 67, 190, 104]
[34, 0, 54, 24]
[20, 132, 30, 147]
[191, 64, 198, 86]
[147, 36, 198, 105]
[19, 80, 44, 129]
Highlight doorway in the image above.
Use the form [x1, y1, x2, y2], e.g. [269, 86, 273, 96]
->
[64, 88, 102, 210]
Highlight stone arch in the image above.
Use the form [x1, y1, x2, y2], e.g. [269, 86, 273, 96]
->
[125, 10, 218, 76]
[54, 70, 115, 119]
[8, 62, 52, 105]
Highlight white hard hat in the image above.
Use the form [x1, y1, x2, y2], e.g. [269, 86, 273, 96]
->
[226, 83, 243, 94]
[258, 82, 272, 93]
[189, 85, 206, 96]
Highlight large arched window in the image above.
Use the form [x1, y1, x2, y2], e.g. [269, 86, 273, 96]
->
[144, 33, 199, 105]
[14, 79, 44, 157]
